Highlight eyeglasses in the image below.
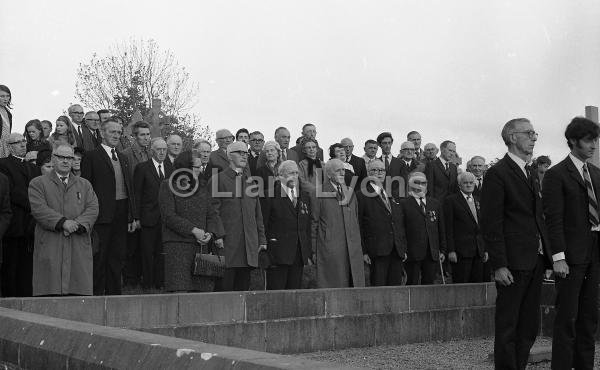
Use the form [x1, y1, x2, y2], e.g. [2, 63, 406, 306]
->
[53, 154, 74, 161]
[369, 168, 386, 173]
[402, 148, 416, 152]
[230, 151, 249, 156]
[412, 180, 428, 185]
[512, 130, 538, 139]
[250, 139, 265, 143]
[8, 139, 26, 145]
[85, 118, 100, 122]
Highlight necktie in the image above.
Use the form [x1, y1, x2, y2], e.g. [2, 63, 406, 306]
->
[380, 190, 391, 212]
[291, 187, 297, 207]
[419, 197, 427, 215]
[466, 195, 478, 223]
[445, 162, 449, 173]
[477, 178, 482, 190]
[158, 164, 164, 180]
[111, 148, 118, 161]
[583, 164, 599, 226]
[384, 156, 390, 172]
[77, 125, 82, 139]
[282, 150, 287, 161]
[60, 176, 67, 188]
[336, 184, 344, 201]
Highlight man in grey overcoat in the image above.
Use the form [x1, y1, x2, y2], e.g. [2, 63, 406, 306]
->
[29, 145, 99, 296]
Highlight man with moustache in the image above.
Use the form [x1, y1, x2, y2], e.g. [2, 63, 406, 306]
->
[543, 117, 600, 370]
[358, 159, 407, 286]
[481, 118, 551, 370]
[400, 172, 446, 285]
[260, 160, 312, 290]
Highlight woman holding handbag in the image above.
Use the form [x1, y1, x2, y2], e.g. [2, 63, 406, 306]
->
[159, 152, 224, 292]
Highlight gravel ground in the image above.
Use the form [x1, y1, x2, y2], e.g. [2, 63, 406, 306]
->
[300, 337, 600, 369]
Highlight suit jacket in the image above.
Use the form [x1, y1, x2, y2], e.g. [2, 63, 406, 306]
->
[260, 181, 312, 265]
[248, 152, 261, 176]
[291, 143, 324, 162]
[480, 154, 551, 270]
[425, 157, 458, 201]
[357, 182, 406, 257]
[0, 172, 12, 263]
[255, 164, 277, 196]
[443, 193, 485, 258]
[348, 154, 367, 190]
[210, 168, 266, 268]
[209, 148, 230, 173]
[134, 159, 173, 227]
[81, 146, 136, 224]
[79, 125, 100, 152]
[388, 158, 425, 199]
[472, 175, 484, 200]
[122, 143, 150, 172]
[0, 155, 39, 237]
[399, 196, 446, 262]
[542, 156, 600, 265]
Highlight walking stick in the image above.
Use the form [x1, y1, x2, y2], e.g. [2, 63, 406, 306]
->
[439, 258, 446, 285]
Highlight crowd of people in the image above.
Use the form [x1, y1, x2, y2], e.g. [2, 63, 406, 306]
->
[0, 83, 599, 368]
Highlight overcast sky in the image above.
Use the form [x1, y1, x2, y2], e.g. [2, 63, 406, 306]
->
[2, 1, 600, 164]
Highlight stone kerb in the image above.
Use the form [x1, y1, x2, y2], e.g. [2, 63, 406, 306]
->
[0, 283, 496, 329]
[0, 307, 349, 370]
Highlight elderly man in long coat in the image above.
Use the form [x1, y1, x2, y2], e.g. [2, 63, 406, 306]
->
[312, 158, 365, 288]
[211, 141, 266, 291]
[29, 145, 99, 296]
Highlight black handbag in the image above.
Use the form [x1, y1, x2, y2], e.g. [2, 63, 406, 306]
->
[192, 241, 225, 278]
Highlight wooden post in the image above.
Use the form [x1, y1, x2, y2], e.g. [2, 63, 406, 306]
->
[585, 106, 599, 167]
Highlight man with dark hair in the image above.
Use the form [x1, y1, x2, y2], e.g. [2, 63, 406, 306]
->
[362, 139, 379, 166]
[425, 140, 458, 201]
[248, 131, 264, 176]
[81, 119, 137, 295]
[376, 132, 395, 173]
[121, 121, 151, 287]
[97, 109, 112, 123]
[407, 131, 425, 161]
[236, 128, 250, 144]
[543, 117, 600, 369]
[291, 123, 324, 161]
[481, 117, 551, 369]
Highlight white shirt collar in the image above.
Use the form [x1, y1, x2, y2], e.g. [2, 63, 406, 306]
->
[569, 153, 587, 179]
[507, 151, 529, 176]
[460, 190, 473, 201]
[280, 182, 296, 201]
[439, 156, 448, 166]
[101, 143, 116, 158]
[56, 171, 69, 183]
[409, 192, 426, 204]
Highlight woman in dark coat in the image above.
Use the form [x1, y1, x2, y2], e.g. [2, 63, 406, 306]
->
[24, 119, 52, 153]
[255, 140, 281, 196]
[159, 152, 224, 292]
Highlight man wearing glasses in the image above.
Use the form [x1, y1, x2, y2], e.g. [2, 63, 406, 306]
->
[68, 104, 85, 148]
[357, 159, 407, 286]
[247, 131, 264, 176]
[209, 129, 235, 173]
[480, 118, 551, 369]
[0, 133, 40, 297]
[389, 141, 425, 199]
[80, 112, 101, 152]
[211, 141, 266, 291]
[28, 145, 99, 296]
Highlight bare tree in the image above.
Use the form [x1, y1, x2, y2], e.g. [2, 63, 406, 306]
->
[75, 38, 199, 118]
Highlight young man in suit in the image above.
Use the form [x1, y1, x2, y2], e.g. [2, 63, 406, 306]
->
[425, 140, 458, 202]
[81, 119, 138, 295]
[133, 138, 172, 290]
[0, 133, 34, 297]
[376, 132, 396, 173]
[400, 171, 446, 285]
[481, 118, 552, 370]
[543, 117, 600, 370]
[444, 172, 487, 283]
[260, 160, 312, 290]
[357, 159, 407, 286]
